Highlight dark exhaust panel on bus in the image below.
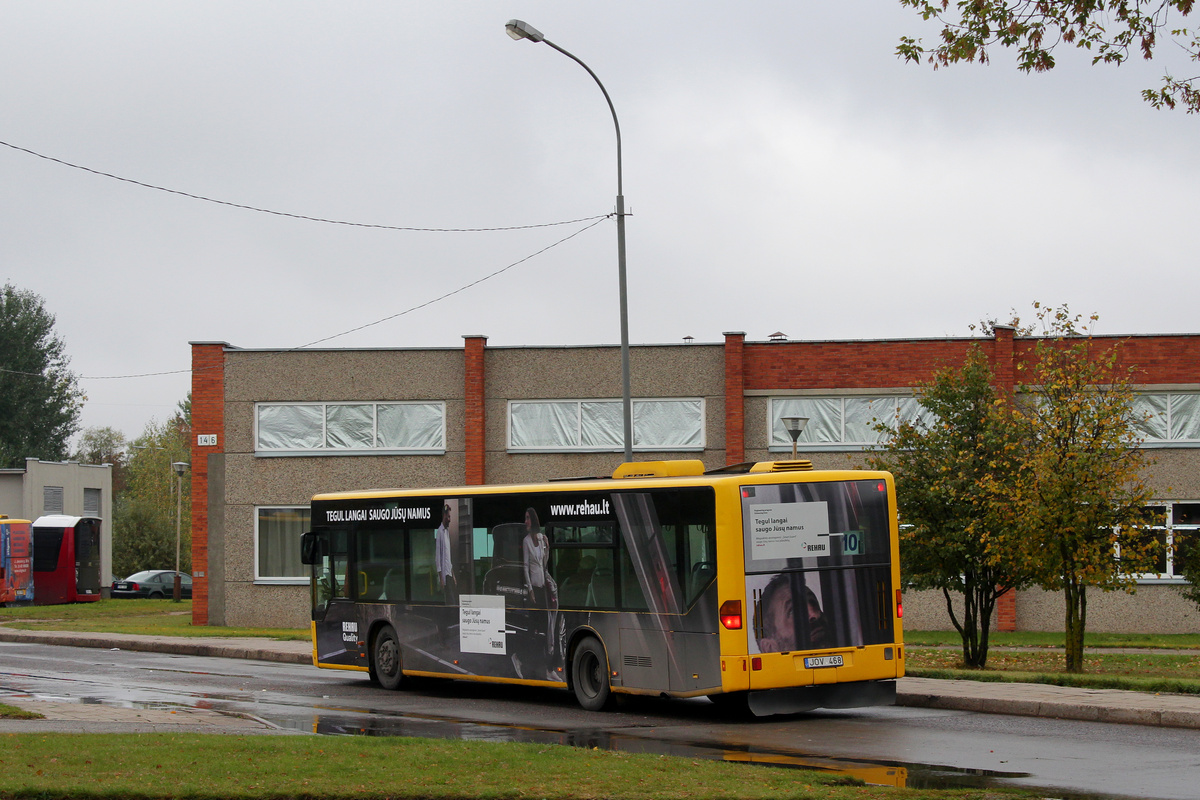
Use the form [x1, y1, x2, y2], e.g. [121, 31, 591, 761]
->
[747, 681, 897, 717]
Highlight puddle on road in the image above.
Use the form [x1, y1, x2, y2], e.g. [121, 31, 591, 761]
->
[299, 709, 1050, 792]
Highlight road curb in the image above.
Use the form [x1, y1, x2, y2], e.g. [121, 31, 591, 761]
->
[897, 678, 1200, 730]
[0, 628, 313, 665]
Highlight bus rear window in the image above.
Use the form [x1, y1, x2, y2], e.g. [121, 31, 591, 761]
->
[32, 528, 64, 572]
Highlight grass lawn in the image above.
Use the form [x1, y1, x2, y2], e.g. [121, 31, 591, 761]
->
[0, 733, 1025, 800]
[0, 702, 42, 720]
[0, 599, 308, 641]
[905, 631, 1200, 693]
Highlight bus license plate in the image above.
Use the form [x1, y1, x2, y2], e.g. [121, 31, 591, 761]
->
[804, 655, 843, 669]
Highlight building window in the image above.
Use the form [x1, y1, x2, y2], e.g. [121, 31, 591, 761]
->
[507, 398, 704, 452]
[43, 486, 64, 515]
[1127, 502, 1200, 582]
[255, 402, 446, 456]
[83, 488, 101, 516]
[768, 396, 930, 450]
[255, 506, 311, 583]
[1132, 393, 1200, 446]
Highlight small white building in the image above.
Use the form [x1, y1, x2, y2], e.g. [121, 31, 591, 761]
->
[0, 458, 113, 593]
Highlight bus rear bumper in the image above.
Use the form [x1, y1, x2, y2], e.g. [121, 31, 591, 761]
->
[746, 679, 896, 717]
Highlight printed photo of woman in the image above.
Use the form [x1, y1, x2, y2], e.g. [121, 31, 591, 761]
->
[522, 507, 559, 667]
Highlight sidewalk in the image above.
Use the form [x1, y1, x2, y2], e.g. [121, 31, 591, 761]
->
[1, 626, 1198, 730]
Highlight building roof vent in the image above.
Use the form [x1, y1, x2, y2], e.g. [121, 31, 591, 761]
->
[768, 331, 788, 342]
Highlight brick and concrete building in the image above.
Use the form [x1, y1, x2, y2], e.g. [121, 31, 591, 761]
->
[189, 329, 1200, 632]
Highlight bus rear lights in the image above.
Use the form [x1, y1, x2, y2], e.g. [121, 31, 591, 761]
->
[877, 482, 886, 492]
[895, 589, 903, 618]
[719, 600, 742, 629]
[751, 657, 762, 671]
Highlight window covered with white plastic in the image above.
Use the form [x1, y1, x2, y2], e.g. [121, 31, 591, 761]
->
[508, 398, 704, 452]
[769, 396, 932, 450]
[1131, 393, 1200, 445]
[255, 402, 445, 455]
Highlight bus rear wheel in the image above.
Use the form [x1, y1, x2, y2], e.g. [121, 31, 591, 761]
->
[371, 626, 404, 690]
[571, 637, 613, 711]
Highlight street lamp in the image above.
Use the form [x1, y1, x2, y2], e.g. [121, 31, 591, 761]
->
[506, 19, 634, 463]
[171, 462, 189, 601]
[780, 417, 809, 460]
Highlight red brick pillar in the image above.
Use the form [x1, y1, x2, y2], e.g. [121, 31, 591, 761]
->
[463, 335, 488, 486]
[996, 588, 1017, 632]
[991, 324, 1015, 392]
[724, 332, 746, 465]
[189, 342, 227, 626]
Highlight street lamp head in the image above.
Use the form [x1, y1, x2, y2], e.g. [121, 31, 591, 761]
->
[780, 416, 809, 443]
[505, 19, 544, 43]
[780, 416, 809, 460]
[172, 461, 190, 477]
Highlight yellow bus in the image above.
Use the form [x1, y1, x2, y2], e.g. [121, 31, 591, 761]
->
[301, 459, 904, 715]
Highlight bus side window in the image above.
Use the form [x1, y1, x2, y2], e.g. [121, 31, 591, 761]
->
[550, 545, 581, 604]
[587, 549, 616, 608]
[685, 524, 716, 603]
[316, 529, 350, 613]
[555, 547, 596, 608]
[409, 529, 439, 601]
[472, 527, 491, 593]
[619, 548, 649, 610]
[357, 527, 406, 602]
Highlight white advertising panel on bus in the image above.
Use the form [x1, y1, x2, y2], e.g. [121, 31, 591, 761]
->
[748, 502, 830, 560]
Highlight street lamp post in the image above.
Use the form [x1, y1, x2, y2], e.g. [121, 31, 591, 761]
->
[505, 19, 633, 463]
[171, 462, 190, 601]
[780, 417, 809, 460]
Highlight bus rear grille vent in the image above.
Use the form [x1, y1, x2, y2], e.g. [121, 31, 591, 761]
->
[770, 460, 814, 471]
[623, 655, 653, 669]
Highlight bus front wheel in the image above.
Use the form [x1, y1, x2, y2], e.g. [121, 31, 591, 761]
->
[571, 637, 613, 711]
[371, 626, 404, 690]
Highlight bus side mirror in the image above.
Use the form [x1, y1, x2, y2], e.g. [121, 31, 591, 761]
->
[300, 531, 328, 565]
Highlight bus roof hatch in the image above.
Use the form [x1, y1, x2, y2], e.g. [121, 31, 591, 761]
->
[611, 460, 706, 479]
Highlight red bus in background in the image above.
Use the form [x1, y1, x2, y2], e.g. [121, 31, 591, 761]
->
[0, 517, 34, 606]
[31, 515, 102, 605]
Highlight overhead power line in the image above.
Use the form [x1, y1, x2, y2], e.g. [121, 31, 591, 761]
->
[0, 139, 608, 232]
[2, 215, 612, 382]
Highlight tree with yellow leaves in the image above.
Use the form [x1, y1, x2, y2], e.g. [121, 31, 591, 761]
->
[1001, 304, 1158, 673]
[871, 344, 1030, 669]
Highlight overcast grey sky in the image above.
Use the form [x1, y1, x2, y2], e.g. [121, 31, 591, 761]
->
[2, 2, 1196, 441]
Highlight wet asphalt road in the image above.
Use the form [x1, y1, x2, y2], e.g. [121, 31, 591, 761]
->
[0, 640, 1198, 799]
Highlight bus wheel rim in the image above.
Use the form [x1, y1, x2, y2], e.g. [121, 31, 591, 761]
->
[581, 652, 600, 696]
[378, 637, 399, 676]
